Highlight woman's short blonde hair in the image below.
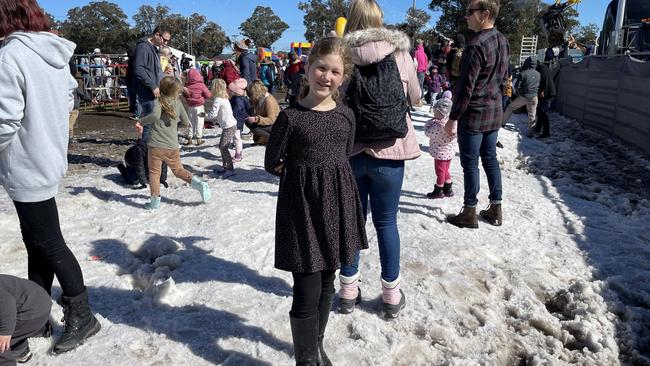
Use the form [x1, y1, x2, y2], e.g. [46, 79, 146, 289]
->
[248, 80, 268, 103]
[345, 0, 383, 33]
[211, 78, 228, 99]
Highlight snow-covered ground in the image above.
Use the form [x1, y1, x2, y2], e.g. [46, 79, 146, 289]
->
[1, 106, 649, 365]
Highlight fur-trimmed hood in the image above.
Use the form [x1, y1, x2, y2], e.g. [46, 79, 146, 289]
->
[343, 27, 411, 66]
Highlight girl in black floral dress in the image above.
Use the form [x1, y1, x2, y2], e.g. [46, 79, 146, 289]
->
[265, 37, 368, 365]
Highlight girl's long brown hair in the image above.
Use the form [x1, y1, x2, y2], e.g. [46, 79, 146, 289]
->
[159, 76, 182, 119]
[298, 36, 352, 101]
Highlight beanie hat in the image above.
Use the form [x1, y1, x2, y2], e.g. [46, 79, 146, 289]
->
[434, 97, 453, 116]
[228, 78, 248, 95]
[442, 90, 452, 100]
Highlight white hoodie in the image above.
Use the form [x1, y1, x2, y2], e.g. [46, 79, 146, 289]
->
[0, 31, 77, 202]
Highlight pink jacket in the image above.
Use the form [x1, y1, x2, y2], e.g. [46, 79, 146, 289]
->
[343, 28, 422, 161]
[414, 44, 428, 73]
[424, 116, 457, 160]
[185, 68, 211, 107]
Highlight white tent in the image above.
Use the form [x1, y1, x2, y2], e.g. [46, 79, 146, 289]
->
[168, 46, 195, 65]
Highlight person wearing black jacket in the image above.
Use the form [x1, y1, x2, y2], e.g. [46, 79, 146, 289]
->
[533, 60, 556, 138]
[117, 140, 168, 188]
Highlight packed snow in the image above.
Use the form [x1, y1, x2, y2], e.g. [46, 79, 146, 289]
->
[1, 106, 648, 365]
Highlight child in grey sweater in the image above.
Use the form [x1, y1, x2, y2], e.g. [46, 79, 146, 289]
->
[0, 275, 52, 365]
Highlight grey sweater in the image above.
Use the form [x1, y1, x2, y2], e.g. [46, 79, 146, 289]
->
[0, 275, 51, 335]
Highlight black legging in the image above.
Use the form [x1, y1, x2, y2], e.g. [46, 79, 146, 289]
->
[244, 121, 273, 140]
[290, 271, 335, 318]
[13, 198, 86, 297]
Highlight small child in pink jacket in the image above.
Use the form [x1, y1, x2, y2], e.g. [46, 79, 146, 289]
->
[424, 91, 456, 199]
[184, 68, 212, 145]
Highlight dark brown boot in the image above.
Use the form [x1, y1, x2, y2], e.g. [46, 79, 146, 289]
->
[447, 206, 478, 229]
[479, 204, 502, 226]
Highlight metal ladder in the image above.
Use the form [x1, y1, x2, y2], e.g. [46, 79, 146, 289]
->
[519, 35, 539, 65]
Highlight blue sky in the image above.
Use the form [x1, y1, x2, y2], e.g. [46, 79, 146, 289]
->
[40, 0, 610, 53]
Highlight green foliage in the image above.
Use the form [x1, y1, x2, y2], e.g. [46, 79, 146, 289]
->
[132, 4, 170, 37]
[239, 6, 289, 48]
[195, 22, 229, 57]
[298, 0, 349, 42]
[394, 7, 432, 40]
[59, 1, 130, 54]
[428, 0, 582, 63]
[573, 23, 598, 44]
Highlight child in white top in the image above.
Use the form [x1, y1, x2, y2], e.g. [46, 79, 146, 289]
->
[207, 79, 238, 178]
[424, 92, 456, 199]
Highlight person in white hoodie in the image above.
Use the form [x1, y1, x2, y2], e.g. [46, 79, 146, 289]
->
[0, 0, 100, 355]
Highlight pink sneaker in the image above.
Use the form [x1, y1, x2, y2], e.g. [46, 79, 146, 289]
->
[233, 153, 242, 162]
[338, 273, 361, 314]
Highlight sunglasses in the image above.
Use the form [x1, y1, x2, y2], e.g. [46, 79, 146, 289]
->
[158, 33, 171, 43]
[465, 7, 486, 16]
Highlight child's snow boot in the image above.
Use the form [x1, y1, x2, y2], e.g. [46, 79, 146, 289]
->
[289, 315, 319, 365]
[53, 290, 101, 354]
[145, 196, 161, 210]
[381, 276, 406, 319]
[338, 273, 361, 314]
[195, 138, 204, 146]
[191, 176, 211, 203]
[443, 182, 454, 197]
[479, 203, 502, 226]
[426, 185, 444, 199]
[317, 291, 334, 366]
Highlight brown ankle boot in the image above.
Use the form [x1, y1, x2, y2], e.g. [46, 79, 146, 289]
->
[479, 204, 502, 226]
[447, 206, 478, 229]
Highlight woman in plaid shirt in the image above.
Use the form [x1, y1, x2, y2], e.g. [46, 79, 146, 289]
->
[444, 0, 510, 229]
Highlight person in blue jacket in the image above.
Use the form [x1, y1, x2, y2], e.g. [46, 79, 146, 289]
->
[132, 25, 172, 141]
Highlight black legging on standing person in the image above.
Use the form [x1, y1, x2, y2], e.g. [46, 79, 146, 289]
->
[291, 271, 335, 318]
[13, 198, 86, 297]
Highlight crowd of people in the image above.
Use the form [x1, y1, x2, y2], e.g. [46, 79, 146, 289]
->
[0, 0, 567, 364]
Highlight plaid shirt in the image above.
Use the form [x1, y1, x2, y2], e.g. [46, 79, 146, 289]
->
[450, 28, 510, 132]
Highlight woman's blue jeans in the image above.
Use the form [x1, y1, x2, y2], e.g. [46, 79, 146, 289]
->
[457, 127, 502, 207]
[339, 154, 404, 282]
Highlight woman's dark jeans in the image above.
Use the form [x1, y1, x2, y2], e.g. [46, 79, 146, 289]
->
[457, 127, 502, 207]
[339, 154, 404, 282]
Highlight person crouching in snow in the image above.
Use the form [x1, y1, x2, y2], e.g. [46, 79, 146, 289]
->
[183, 68, 212, 146]
[117, 139, 168, 189]
[207, 79, 238, 178]
[424, 92, 456, 199]
[0, 275, 52, 365]
[137, 76, 211, 209]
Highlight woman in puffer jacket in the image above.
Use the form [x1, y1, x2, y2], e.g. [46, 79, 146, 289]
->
[338, 0, 421, 319]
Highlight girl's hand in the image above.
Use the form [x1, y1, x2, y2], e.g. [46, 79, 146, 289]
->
[444, 119, 457, 136]
[134, 122, 143, 136]
[273, 163, 284, 173]
[0, 335, 11, 353]
[245, 116, 257, 123]
[183, 87, 190, 95]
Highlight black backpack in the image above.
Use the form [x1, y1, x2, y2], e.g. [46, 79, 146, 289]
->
[346, 54, 409, 142]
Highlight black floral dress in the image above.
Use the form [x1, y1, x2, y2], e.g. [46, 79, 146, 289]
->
[265, 103, 368, 273]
